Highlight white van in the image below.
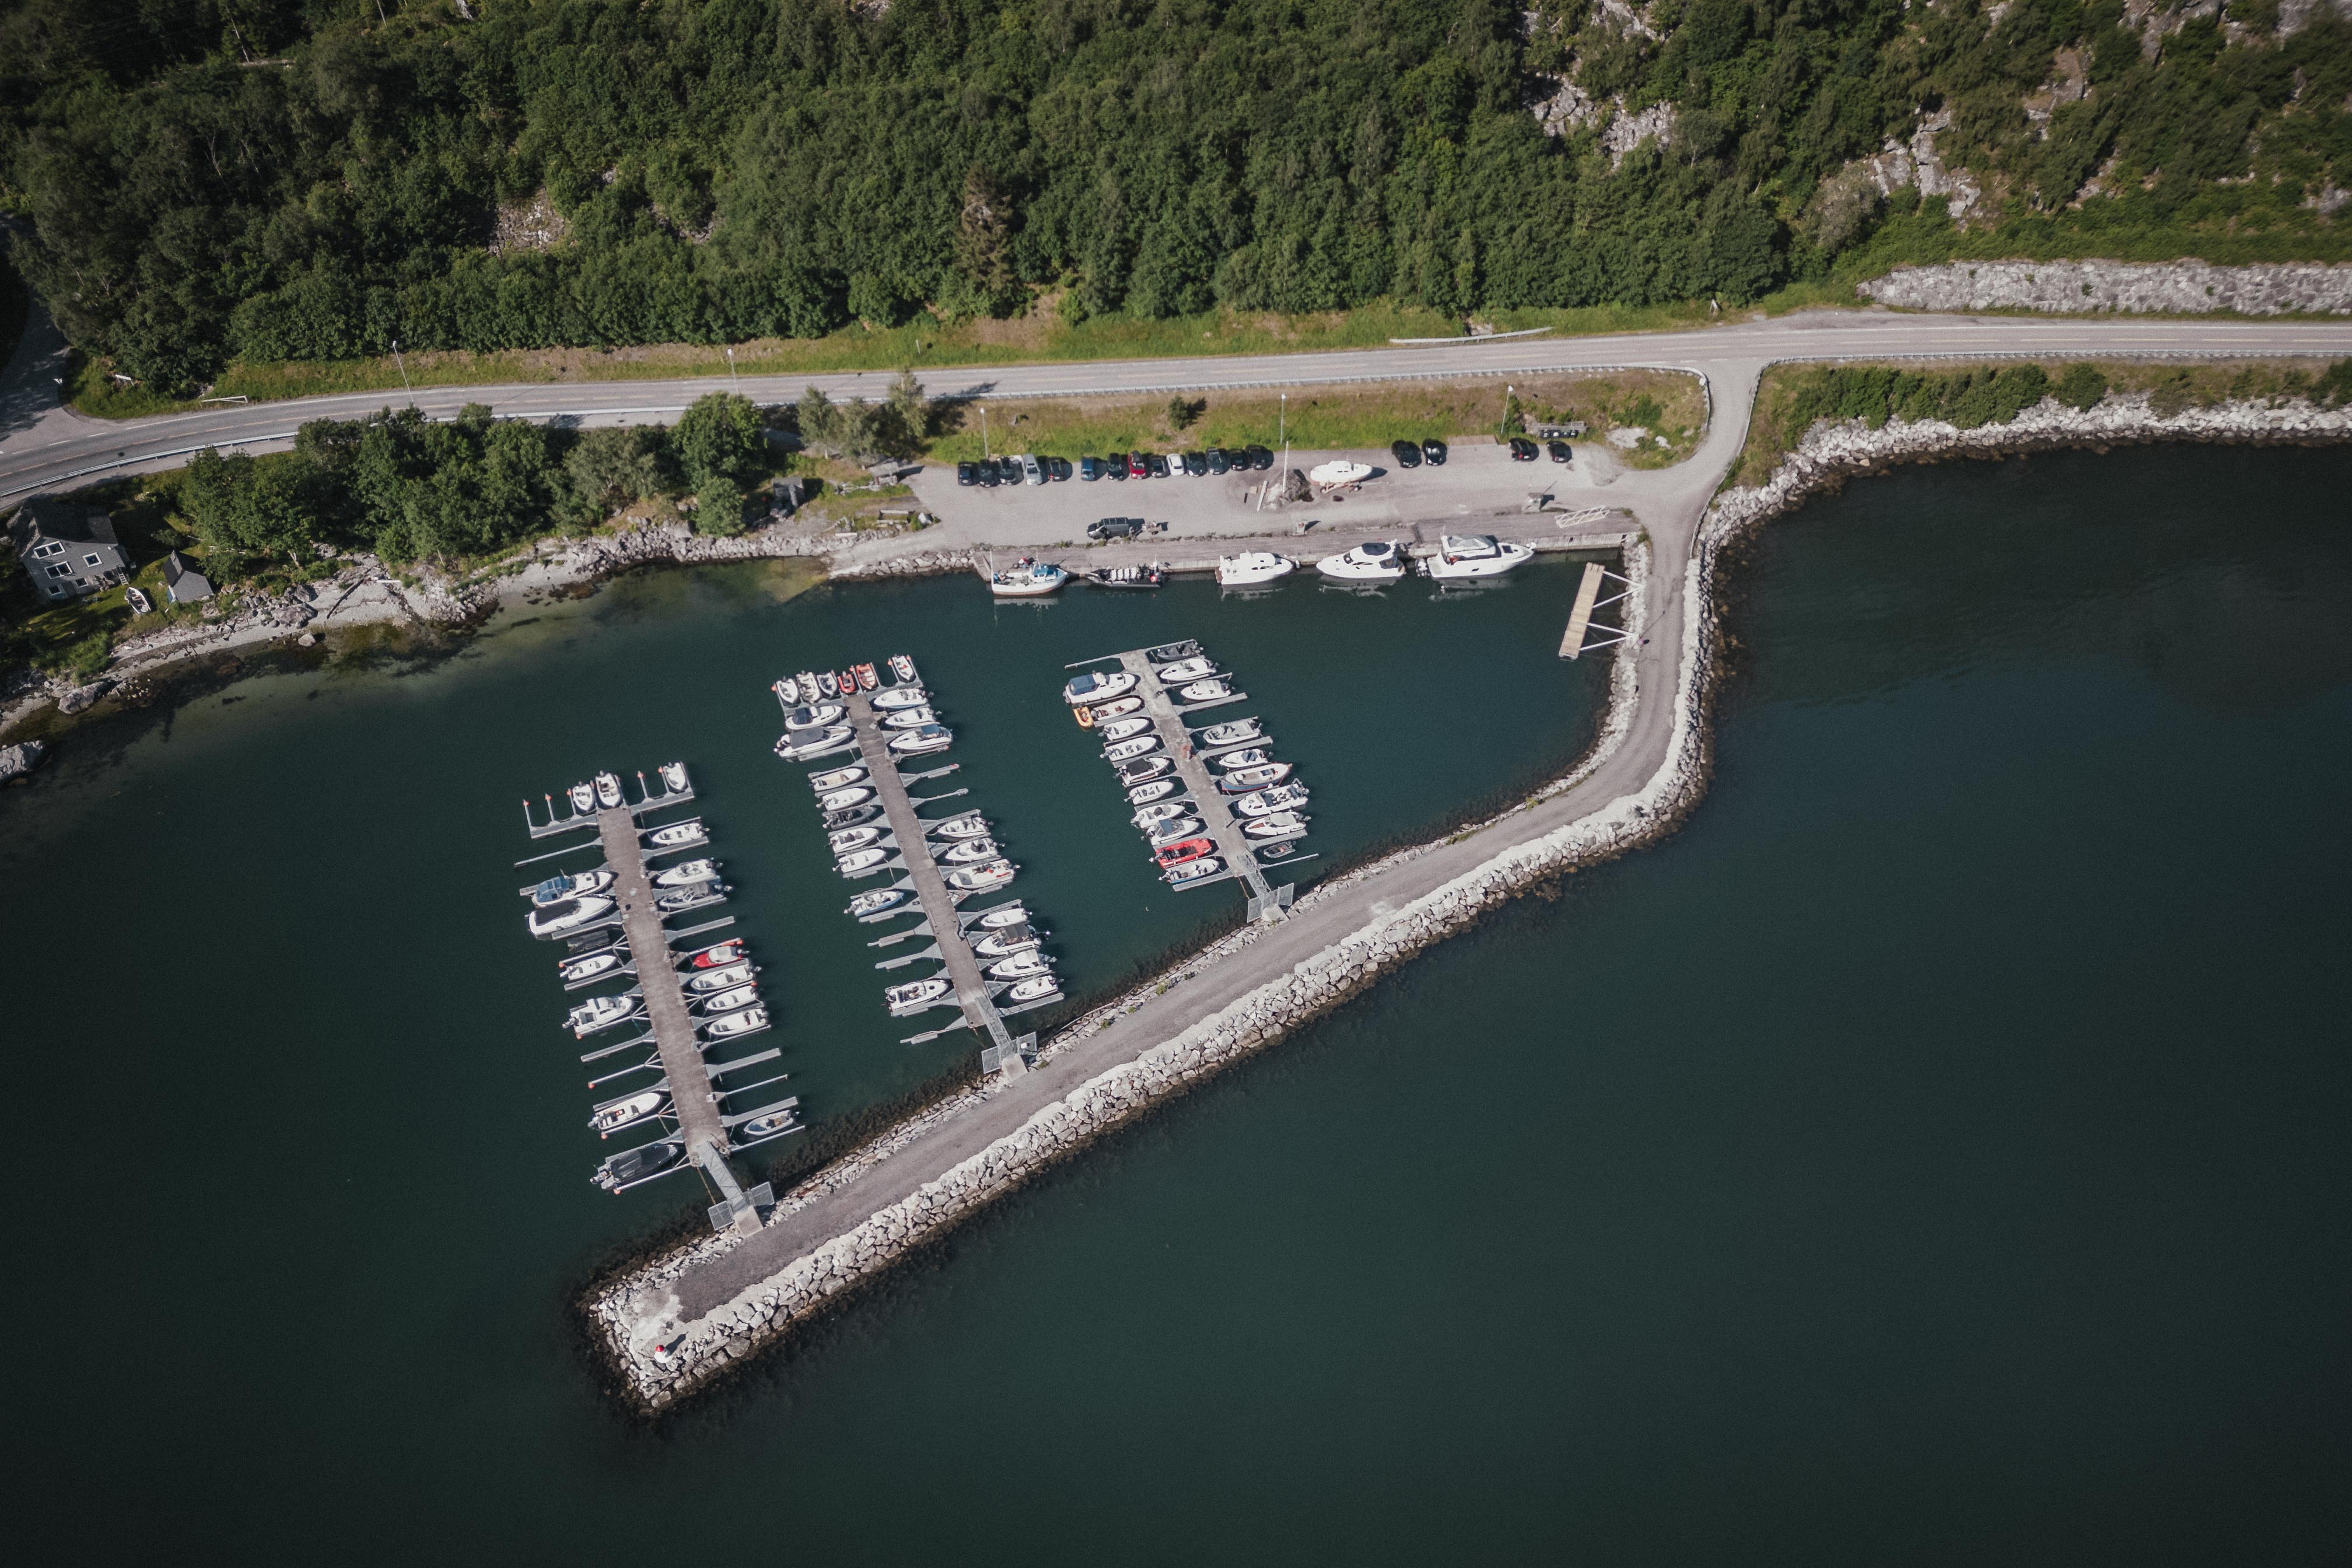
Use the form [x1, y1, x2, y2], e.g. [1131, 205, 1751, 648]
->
[1019, 454, 1045, 486]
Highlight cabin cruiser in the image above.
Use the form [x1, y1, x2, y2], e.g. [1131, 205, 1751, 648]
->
[784, 701, 846, 730]
[594, 772, 625, 809]
[855, 663, 878, 691]
[990, 558, 1068, 597]
[590, 1089, 667, 1139]
[1308, 459, 1373, 486]
[1154, 656, 1214, 684]
[528, 895, 615, 938]
[1114, 756, 1173, 785]
[1134, 800, 1191, 828]
[1145, 815, 1205, 846]
[651, 858, 718, 887]
[890, 653, 918, 684]
[1233, 782, 1310, 818]
[1175, 678, 1233, 704]
[702, 1005, 769, 1038]
[1001, 975, 1062, 1006]
[818, 785, 874, 812]
[878, 705, 938, 730]
[1219, 762, 1294, 792]
[1147, 639, 1202, 663]
[945, 859, 1014, 892]
[887, 723, 954, 757]
[560, 951, 626, 985]
[986, 950, 1052, 981]
[1242, 809, 1310, 839]
[1216, 552, 1294, 587]
[848, 887, 914, 919]
[818, 670, 839, 698]
[1164, 856, 1224, 886]
[1126, 778, 1178, 806]
[527, 869, 614, 905]
[886, 976, 954, 1016]
[1424, 534, 1534, 580]
[740, 1108, 803, 1140]
[687, 961, 756, 992]
[872, 687, 929, 711]
[837, 848, 891, 877]
[645, 820, 706, 850]
[568, 782, 596, 814]
[932, 816, 992, 841]
[828, 825, 884, 855]
[1083, 565, 1164, 590]
[594, 1138, 683, 1193]
[775, 725, 854, 760]
[659, 761, 688, 793]
[1104, 735, 1163, 764]
[972, 904, 1031, 930]
[1212, 747, 1272, 772]
[1097, 716, 1153, 743]
[1196, 717, 1262, 747]
[1086, 695, 1144, 723]
[684, 938, 745, 968]
[1063, 668, 1138, 706]
[568, 993, 641, 1036]
[656, 883, 726, 913]
[809, 764, 869, 792]
[971, 926, 1040, 959]
[693, 984, 760, 1015]
[822, 803, 882, 831]
[1154, 836, 1215, 868]
[1317, 540, 1408, 581]
[940, 837, 1000, 864]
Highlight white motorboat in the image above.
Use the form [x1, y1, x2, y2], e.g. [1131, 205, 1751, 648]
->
[775, 725, 854, 760]
[1087, 694, 1144, 722]
[888, 723, 954, 756]
[1145, 815, 1205, 845]
[945, 859, 1014, 891]
[837, 848, 891, 877]
[528, 895, 615, 938]
[526, 869, 614, 905]
[991, 559, 1068, 597]
[1104, 735, 1163, 763]
[855, 662, 879, 691]
[1133, 800, 1189, 827]
[568, 994, 640, 1037]
[1175, 678, 1233, 703]
[971, 927, 1040, 959]
[986, 950, 1052, 981]
[1216, 551, 1294, 587]
[784, 701, 846, 730]
[890, 654, 918, 684]
[682, 938, 745, 969]
[651, 858, 718, 887]
[886, 977, 954, 1016]
[1126, 779, 1178, 806]
[1115, 755, 1174, 785]
[645, 820, 706, 849]
[1212, 747, 1272, 772]
[848, 887, 914, 918]
[659, 761, 688, 792]
[1233, 782, 1311, 817]
[818, 670, 839, 698]
[941, 838, 1000, 864]
[1154, 657, 1214, 684]
[656, 883, 726, 912]
[828, 826, 883, 854]
[879, 705, 937, 730]
[1165, 856, 1225, 886]
[820, 786, 874, 813]
[1147, 639, 1202, 663]
[808, 764, 869, 791]
[1317, 540, 1408, 581]
[1308, 459, 1373, 486]
[1196, 717, 1262, 747]
[593, 1138, 683, 1193]
[872, 687, 929, 711]
[1424, 534, 1534, 580]
[591, 1090, 667, 1138]
[797, 672, 821, 704]
[568, 782, 596, 813]
[694, 984, 760, 1014]
[703, 1005, 768, 1038]
[1242, 809, 1310, 839]
[824, 804, 880, 830]
[1219, 762, 1293, 792]
[594, 772, 624, 808]
[1064, 669, 1139, 706]
[739, 1109, 802, 1140]
[560, 952, 625, 985]
[687, 961, 757, 992]
[1002, 976, 1061, 1006]
[933, 816, 991, 841]
[1097, 716, 1153, 743]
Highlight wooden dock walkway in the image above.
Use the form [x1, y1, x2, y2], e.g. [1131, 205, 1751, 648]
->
[1116, 651, 1276, 908]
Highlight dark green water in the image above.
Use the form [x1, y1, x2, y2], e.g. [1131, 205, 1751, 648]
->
[8, 447, 2349, 1562]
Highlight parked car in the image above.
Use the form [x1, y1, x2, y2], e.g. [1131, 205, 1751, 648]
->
[1507, 437, 1539, 461]
[1105, 452, 1129, 480]
[974, 457, 999, 485]
[1245, 444, 1274, 470]
[1182, 451, 1209, 477]
[1019, 454, 1045, 485]
[1088, 516, 1147, 541]
[1129, 453, 1152, 479]
[1422, 439, 1448, 466]
[1146, 453, 1171, 478]
[957, 461, 979, 486]
[1207, 448, 1232, 475]
[1079, 456, 1103, 481]
[1546, 440, 1573, 464]
[1390, 439, 1421, 469]
[1049, 456, 1073, 481]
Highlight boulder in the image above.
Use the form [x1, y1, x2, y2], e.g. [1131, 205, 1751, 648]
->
[0, 740, 47, 783]
[57, 680, 112, 715]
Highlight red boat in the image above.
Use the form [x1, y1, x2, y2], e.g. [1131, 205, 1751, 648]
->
[688, 939, 746, 969]
[838, 668, 858, 696]
[1153, 836, 1216, 869]
[854, 663, 878, 691]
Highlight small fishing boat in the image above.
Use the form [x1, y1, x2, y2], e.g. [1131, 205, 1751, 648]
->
[837, 668, 858, 696]
[527, 895, 614, 938]
[687, 961, 756, 992]
[1196, 717, 1262, 747]
[568, 994, 640, 1037]
[660, 761, 688, 792]
[1153, 836, 1216, 869]
[808, 764, 868, 792]
[703, 1005, 768, 1038]
[890, 654, 918, 684]
[986, 950, 1052, 981]
[818, 670, 839, 698]
[1114, 756, 1173, 785]
[1104, 735, 1163, 763]
[593, 1138, 682, 1192]
[568, 782, 596, 814]
[886, 977, 954, 1016]
[651, 858, 718, 887]
[1126, 779, 1178, 806]
[694, 984, 760, 1014]
[1164, 856, 1225, 886]
[594, 772, 624, 809]
[932, 816, 992, 841]
[1083, 565, 1164, 590]
[945, 859, 1015, 891]
[1133, 801, 1190, 828]
[854, 663, 879, 691]
[1242, 809, 1310, 839]
[783, 702, 846, 730]
[1147, 639, 1202, 663]
[740, 1109, 803, 1140]
[645, 820, 705, 849]
[775, 725, 854, 760]
[1233, 782, 1311, 818]
[887, 723, 954, 757]
[1002, 976, 1062, 1005]
[1145, 816, 1205, 846]
[1424, 534, 1534, 580]
[685, 939, 745, 968]
[1307, 459, 1373, 486]
[971, 927, 1040, 959]
[1063, 669, 1139, 706]
[1175, 678, 1232, 703]
[847, 887, 914, 919]
[527, 869, 614, 905]
[1256, 841, 1303, 861]
[560, 952, 626, 985]
[972, 904, 1031, 930]
[1219, 762, 1294, 792]
[837, 848, 891, 877]
[1097, 716, 1153, 743]
[872, 687, 929, 712]
[828, 826, 884, 855]
[797, 672, 821, 704]
[878, 705, 938, 730]
[590, 1090, 667, 1139]
[656, 883, 726, 913]
[820, 786, 875, 811]
[822, 803, 881, 830]
[1215, 551, 1294, 587]
[1317, 540, 1408, 582]
[1090, 695, 1144, 722]
[1212, 747, 1272, 772]
[990, 558, 1068, 597]
[940, 838, 1000, 864]
[1154, 656, 1214, 684]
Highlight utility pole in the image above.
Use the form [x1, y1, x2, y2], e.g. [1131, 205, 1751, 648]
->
[1502, 383, 1514, 440]
[393, 340, 413, 401]
[1279, 391, 1287, 481]
[979, 405, 989, 460]
[725, 346, 738, 389]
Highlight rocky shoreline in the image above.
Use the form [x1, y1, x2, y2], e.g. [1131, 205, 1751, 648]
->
[1861, 259, 2352, 317]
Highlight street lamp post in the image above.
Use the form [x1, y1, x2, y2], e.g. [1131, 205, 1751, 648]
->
[1503, 383, 1514, 440]
[1280, 391, 1287, 477]
[979, 405, 990, 460]
[725, 346, 738, 389]
[393, 340, 413, 400]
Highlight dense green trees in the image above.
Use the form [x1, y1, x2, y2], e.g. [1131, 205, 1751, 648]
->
[5, 1, 2348, 391]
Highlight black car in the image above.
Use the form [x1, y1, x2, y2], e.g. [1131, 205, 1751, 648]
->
[1088, 516, 1146, 541]
[1105, 450, 1129, 480]
[1245, 444, 1273, 470]
[1049, 456, 1073, 481]
[1546, 440, 1573, 464]
[1207, 448, 1231, 475]
[974, 457, 998, 485]
[1146, 453, 1170, 478]
[1182, 451, 1209, 477]
[1508, 437, 1539, 461]
[1422, 439, 1447, 466]
[956, 461, 978, 486]
[1390, 439, 1421, 470]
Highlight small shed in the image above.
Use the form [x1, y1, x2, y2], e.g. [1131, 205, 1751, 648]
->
[163, 551, 215, 604]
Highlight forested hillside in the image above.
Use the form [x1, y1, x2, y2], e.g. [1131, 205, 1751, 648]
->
[4, 0, 2347, 391]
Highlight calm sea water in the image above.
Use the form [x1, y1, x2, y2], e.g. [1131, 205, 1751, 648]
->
[6, 447, 2348, 1562]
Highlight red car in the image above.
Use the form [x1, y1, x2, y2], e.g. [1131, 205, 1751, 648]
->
[1153, 836, 1215, 868]
[1128, 452, 1150, 478]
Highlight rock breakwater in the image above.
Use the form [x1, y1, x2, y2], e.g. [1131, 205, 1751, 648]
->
[1861, 260, 2352, 317]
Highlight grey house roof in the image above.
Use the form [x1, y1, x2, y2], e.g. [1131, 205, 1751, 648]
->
[9, 497, 121, 555]
[164, 551, 215, 602]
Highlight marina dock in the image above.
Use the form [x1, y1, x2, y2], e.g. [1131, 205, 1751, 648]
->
[1111, 649, 1283, 913]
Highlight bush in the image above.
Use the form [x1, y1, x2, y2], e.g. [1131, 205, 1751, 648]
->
[2054, 363, 2109, 411]
[693, 477, 748, 537]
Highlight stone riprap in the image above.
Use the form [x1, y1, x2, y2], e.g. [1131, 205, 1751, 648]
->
[1861, 260, 2352, 317]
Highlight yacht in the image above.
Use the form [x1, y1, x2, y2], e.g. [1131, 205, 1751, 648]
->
[1424, 534, 1534, 580]
[593, 1138, 682, 1193]
[687, 961, 757, 992]
[1219, 762, 1294, 792]
[1097, 716, 1153, 743]
[933, 816, 992, 841]
[740, 1108, 803, 1140]
[1242, 809, 1310, 839]
[818, 785, 874, 813]
[854, 663, 879, 691]
[775, 725, 854, 760]
[594, 772, 624, 809]
[1002, 975, 1062, 1006]
[1233, 782, 1311, 817]
[890, 654, 918, 684]
[1063, 668, 1139, 706]
[1088, 695, 1144, 722]
[590, 1090, 667, 1139]
[1216, 551, 1294, 587]
[1083, 565, 1164, 590]
[828, 826, 884, 855]
[847, 887, 914, 919]
[986, 950, 1052, 981]
[886, 977, 954, 1016]
[888, 723, 954, 757]
[783, 701, 846, 730]
[1308, 459, 1373, 485]
[659, 761, 688, 793]
[1147, 639, 1202, 663]
[645, 820, 706, 849]
[1164, 857, 1225, 887]
[527, 869, 614, 905]
[693, 983, 760, 1014]
[684, 938, 746, 969]
[568, 782, 596, 814]
[1145, 815, 1205, 845]
[837, 848, 891, 877]
[872, 687, 929, 712]
[1154, 656, 1214, 684]
[560, 952, 626, 985]
[568, 994, 640, 1036]
[879, 705, 938, 730]
[971, 926, 1040, 959]
[703, 1005, 769, 1038]
[650, 858, 718, 887]
[818, 670, 839, 698]
[808, 764, 868, 792]
[1126, 778, 1178, 806]
[1317, 540, 1408, 581]
[940, 838, 1000, 864]
[656, 883, 726, 913]
[945, 859, 1015, 892]
[1115, 756, 1174, 787]
[1104, 735, 1163, 763]
[1154, 836, 1215, 868]
[990, 559, 1068, 597]
[822, 803, 881, 830]
[1133, 800, 1190, 828]
[1212, 747, 1272, 772]
[1196, 717, 1262, 747]
[1175, 678, 1233, 703]
[528, 895, 615, 938]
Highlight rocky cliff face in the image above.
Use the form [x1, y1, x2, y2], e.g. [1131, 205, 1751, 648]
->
[1861, 260, 2352, 317]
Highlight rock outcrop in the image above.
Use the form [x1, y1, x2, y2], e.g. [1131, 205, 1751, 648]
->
[1863, 260, 2352, 317]
[0, 740, 47, 783]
